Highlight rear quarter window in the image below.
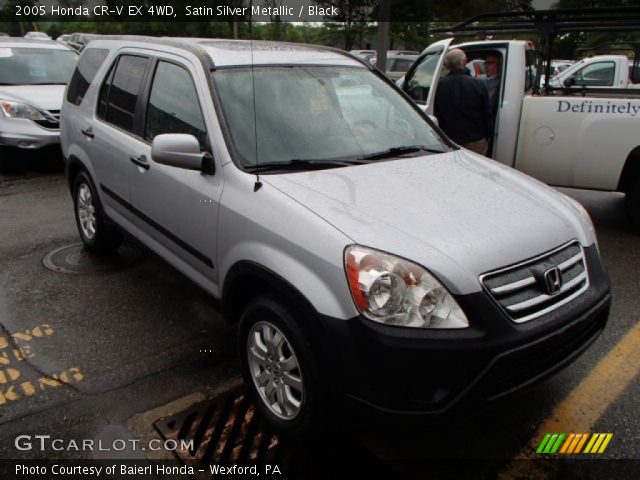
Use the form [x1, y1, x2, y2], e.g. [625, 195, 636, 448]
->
[66, 48, 109, 106]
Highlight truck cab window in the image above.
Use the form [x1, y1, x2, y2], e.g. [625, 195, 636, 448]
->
[573, 62, 615, 87]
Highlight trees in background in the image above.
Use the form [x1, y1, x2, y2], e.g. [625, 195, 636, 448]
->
[1, 0, 637, 61]
[550, 0, 640, 59]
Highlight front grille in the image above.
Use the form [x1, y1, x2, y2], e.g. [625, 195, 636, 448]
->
[480, 241, 589, 323]
[34, 109, 60, 129]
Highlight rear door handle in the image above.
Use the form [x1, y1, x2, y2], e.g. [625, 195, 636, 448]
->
[130, 155, 150, 170]
[80, 127, 95, 139]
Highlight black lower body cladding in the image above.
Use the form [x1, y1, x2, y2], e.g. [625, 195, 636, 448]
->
[315, 244, 610, 423]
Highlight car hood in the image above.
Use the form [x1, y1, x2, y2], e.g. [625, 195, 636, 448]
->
[264, 150, 592, 295]
[0, 85, 65, 111]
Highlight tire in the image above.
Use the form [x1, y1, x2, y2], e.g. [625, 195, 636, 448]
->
[626, 178, 640, 231]
[239, 296, 324, 436]
[0, 147, 21, 174]
[72, 171, 123, 253]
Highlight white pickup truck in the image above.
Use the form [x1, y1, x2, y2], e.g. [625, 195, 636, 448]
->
[399, 39, 640, 229]
[549, 54, 639, 89]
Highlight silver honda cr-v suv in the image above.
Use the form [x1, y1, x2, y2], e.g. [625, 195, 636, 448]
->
[60, 36, 611, 434]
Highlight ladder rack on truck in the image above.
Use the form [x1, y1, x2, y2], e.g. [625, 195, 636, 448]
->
[429, 7, 640, 91]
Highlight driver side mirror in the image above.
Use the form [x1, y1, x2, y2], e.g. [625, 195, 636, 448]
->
[151, 134, 214, 175]
[563, 76, 576, 87]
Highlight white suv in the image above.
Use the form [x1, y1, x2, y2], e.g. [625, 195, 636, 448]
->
[61, 37, 611, 434]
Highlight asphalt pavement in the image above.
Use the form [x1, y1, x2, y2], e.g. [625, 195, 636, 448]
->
[0, 160, 638, 479]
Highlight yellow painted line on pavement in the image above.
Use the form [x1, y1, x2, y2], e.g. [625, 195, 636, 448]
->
[499, 320, 640, 479]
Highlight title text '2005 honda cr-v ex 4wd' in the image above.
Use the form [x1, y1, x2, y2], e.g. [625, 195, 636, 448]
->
[61, 37, 611, 434]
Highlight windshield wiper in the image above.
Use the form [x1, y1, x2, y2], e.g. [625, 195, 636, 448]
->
[244, 158, 364, 173]
[359, 145, 446, 161]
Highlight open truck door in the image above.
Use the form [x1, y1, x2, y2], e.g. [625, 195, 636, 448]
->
[402, 39, 453, 116]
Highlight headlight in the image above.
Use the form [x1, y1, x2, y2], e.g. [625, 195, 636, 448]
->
[0, 100, 46, 121]
[344, 245, 469, 329]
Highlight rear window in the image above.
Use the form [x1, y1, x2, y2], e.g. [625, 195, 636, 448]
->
[66, 48, 109, 105]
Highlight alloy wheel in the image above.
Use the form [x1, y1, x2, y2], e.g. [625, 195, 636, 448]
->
[247, 321, 304, 420]
[77, 183, 97, 240]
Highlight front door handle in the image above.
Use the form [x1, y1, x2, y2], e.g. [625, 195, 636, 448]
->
[130, 155, 150, 170]
[80, 127, 95, 139]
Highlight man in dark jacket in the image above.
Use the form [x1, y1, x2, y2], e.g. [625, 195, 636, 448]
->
[434, 49, 493, 156]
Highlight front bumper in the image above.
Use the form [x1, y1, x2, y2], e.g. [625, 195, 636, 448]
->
[0, 118, 60, 149]
[316, 244, 610, 422]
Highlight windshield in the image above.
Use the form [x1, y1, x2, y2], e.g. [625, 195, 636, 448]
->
[0, 48, 77, 85]
[213, 66, 447, 169]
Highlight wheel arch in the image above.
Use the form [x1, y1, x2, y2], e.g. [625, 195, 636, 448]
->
[224, 261, 340, 401]
[222, 261, 321, 326]
[618, 146, 640, 193]
[221, 261, 337, 358]
[66, 155, 87, 192]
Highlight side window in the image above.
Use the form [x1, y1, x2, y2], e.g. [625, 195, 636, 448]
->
[66, 48, 109, 105]
[404, 51, 441, 103]
[97, 54, 149, 133]
[145, 61, 207, 147]
[574, 62, 615, 87]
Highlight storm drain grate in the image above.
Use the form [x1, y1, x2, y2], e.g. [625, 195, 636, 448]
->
[154, 387, 287, 478]
[43, 242, 144, 274]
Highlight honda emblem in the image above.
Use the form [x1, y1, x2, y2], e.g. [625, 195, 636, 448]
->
[543, 267, 563, 295]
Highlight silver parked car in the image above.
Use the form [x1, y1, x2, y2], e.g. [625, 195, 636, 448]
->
[61, 37, 610, 434]
[24, 31, 51, 41]
[0, 38, 77, 151]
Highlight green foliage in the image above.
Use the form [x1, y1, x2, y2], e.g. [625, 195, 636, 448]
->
[550, 0, 640, 59]
[2, 0, 637, 63]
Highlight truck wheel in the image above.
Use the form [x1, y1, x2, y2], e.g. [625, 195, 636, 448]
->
[73, 171, 123, 253]
[239, 296, 322, 435]
[627, 178, 640, 231]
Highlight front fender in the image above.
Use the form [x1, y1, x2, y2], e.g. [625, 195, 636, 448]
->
[219, 241, 357, 320]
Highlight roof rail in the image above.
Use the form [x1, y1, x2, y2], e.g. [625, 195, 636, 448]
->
[95, 35, 216, 70]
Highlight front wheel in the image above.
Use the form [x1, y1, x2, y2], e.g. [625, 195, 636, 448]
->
[239, 297, 323, 435]
[626, 178, 640, 231]
[73, 171, 122, 253]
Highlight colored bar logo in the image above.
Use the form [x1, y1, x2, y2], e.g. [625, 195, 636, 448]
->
[536, 433, 613, 454]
